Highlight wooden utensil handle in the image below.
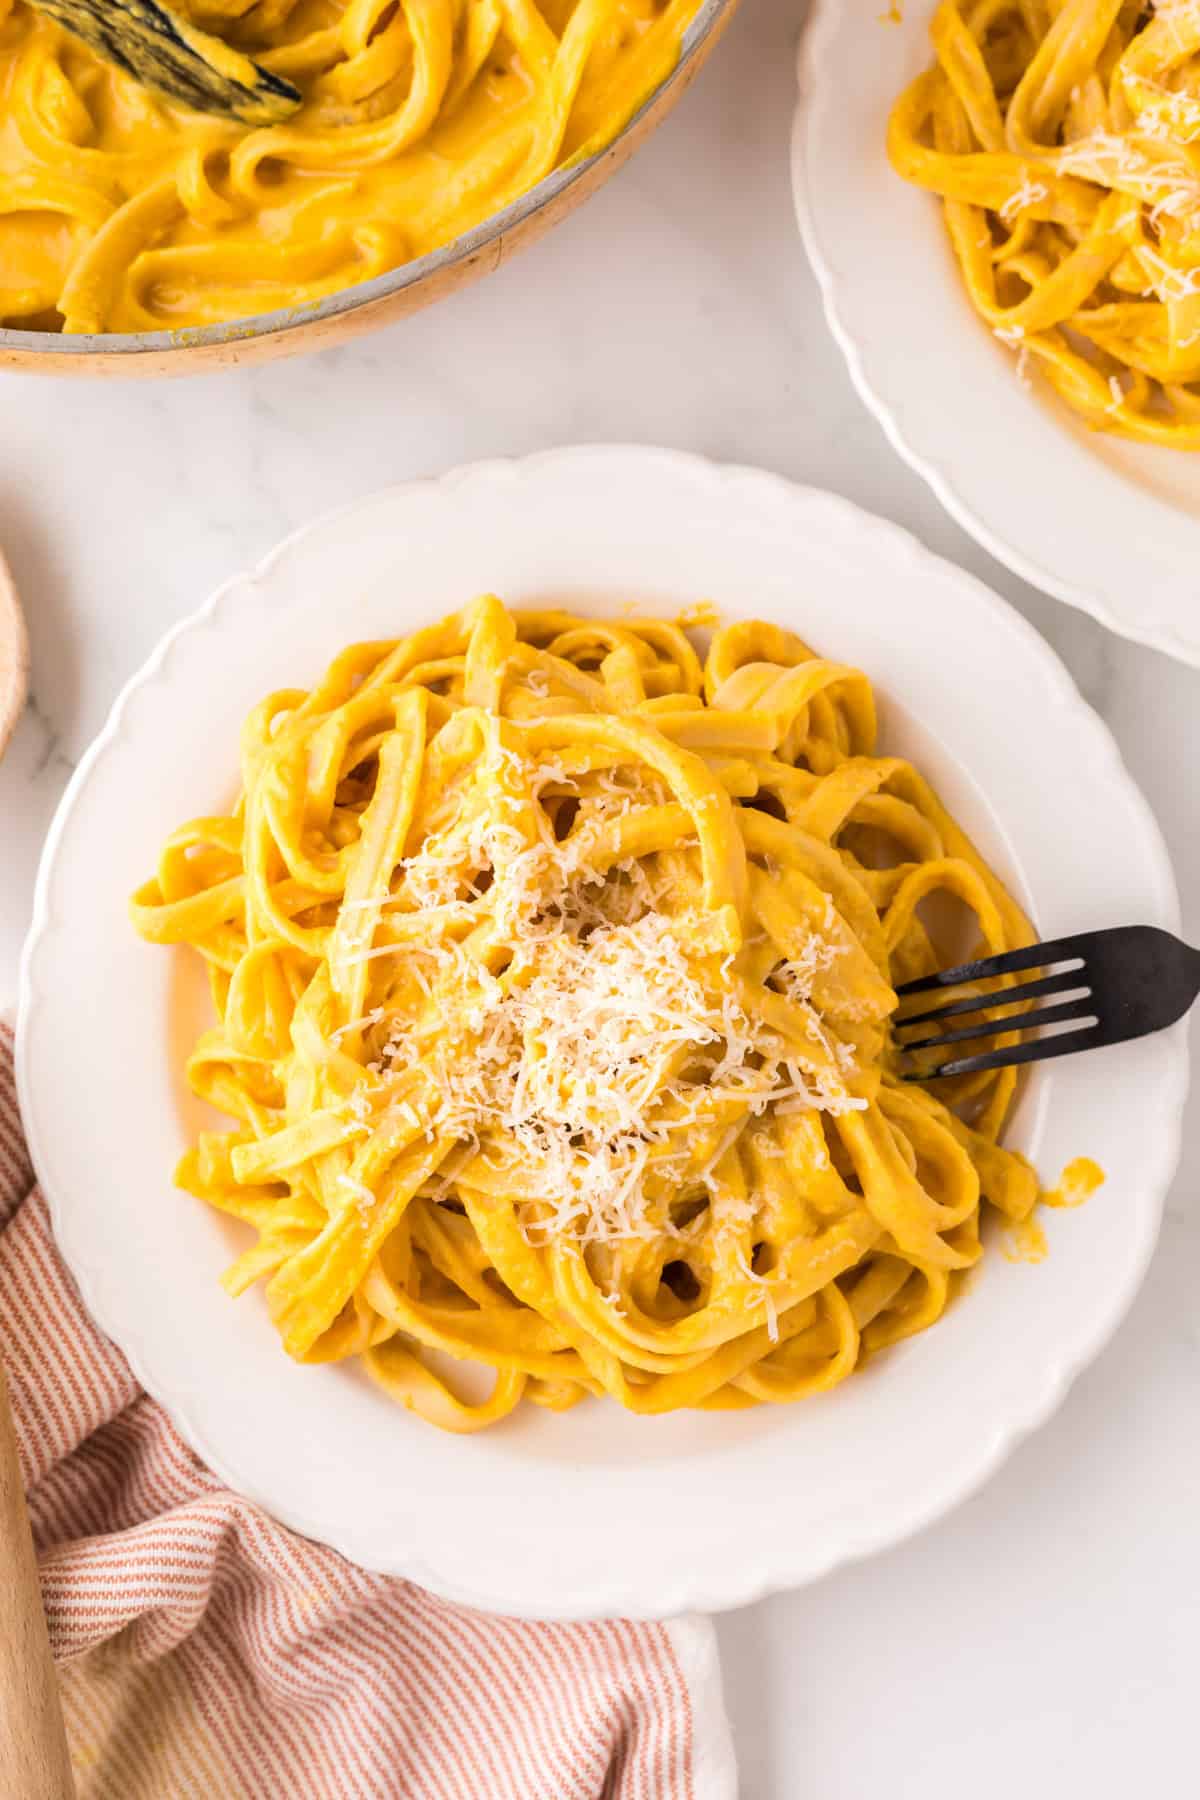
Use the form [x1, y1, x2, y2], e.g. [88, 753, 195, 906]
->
[0, 1360, 74, 1799]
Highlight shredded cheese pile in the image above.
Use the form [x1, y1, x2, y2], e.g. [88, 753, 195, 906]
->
[889, 0, 1200, 447]
[376, 889, 858, 1249]
[132, 597, 1046, 1433]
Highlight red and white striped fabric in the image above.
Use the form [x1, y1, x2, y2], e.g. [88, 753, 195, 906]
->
[0, 1024, 735, 1800]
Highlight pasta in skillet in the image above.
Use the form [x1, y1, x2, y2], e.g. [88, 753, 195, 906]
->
[131, 597, 1047, 1434]
[0, 0, 704, 334]
[889, 0, 1200, 447]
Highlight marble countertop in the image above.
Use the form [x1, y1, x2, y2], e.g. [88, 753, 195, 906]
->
[2, 4, 1196, 1793]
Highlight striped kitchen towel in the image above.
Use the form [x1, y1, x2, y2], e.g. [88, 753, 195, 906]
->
[0, 1024, 736, 1800]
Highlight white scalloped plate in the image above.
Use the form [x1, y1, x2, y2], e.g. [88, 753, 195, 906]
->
[17, 448, 1187, 1619]
[793, 3, 1200, 667]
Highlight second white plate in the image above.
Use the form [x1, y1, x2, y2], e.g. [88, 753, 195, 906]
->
[794, 2, 1200, 667]
[18, 447, 1187, 1618]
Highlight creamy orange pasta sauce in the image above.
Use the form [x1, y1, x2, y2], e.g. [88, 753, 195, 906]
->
[131, 597, 1071, 1435]
[0, 0, 703, 334]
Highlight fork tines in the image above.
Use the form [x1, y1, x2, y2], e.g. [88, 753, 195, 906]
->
[893, 925, 1198, 1080]
[893, 934, 1099, 1080]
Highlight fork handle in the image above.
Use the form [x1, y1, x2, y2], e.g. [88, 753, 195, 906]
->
[0, 1360, 75, 1799]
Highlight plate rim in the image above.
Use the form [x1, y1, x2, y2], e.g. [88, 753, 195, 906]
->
[791, 5, 1200, 671]
[16, 446, 1190, 1618]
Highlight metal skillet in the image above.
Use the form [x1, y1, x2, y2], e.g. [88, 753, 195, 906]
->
[0, 0, 738, 377]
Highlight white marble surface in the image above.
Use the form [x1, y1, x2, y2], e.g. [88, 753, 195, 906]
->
[1, 3, 1197, 1793]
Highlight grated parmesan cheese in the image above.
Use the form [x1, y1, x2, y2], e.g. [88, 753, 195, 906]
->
[354, 770, 861, 1249]
[999, 176, 1049, 223]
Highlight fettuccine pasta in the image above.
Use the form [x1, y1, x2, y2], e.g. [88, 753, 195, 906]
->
[131, 598, 1048, 1434]
[0, 0, 704, 334]
[889, 0, 1200, 446]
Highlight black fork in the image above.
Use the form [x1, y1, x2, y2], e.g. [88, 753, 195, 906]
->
[893, 925, 1200, 1080]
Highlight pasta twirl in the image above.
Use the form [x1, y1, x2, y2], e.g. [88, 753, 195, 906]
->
[132, 598, 1047, 1434]
[889, 0, 1200, 447]
[0, 0, 704, 334]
